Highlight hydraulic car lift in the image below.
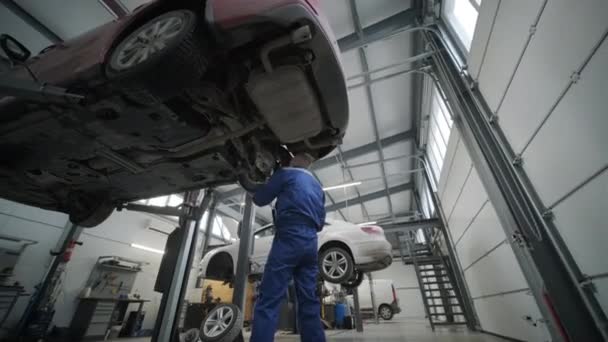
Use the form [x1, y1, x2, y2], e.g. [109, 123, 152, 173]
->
[120, 189, 257, 342]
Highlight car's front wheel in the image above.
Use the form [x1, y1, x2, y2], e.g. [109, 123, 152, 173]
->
[106, 9, 208, 104]
[318, 247, 354, 284]
[379, 304, 394, 320]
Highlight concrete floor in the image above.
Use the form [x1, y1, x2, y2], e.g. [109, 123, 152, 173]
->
[108, 318, 507, 342]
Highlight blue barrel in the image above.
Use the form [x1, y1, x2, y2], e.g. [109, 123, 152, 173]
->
[335, 303, 347, 328]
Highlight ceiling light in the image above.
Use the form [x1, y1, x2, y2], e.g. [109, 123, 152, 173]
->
[131, 243, 164, 255]
[322, 181, 362, 191]
[357, 221, 377, 226]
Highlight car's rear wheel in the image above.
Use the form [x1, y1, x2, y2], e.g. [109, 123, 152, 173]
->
[379, 304, 394, 320]
[319, 247, 354, 284]
[341, 270, 364, 289]
[106, 9, 208, 105]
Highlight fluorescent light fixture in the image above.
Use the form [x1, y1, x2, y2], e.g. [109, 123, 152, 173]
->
[357, 221, 377, 226]
[322, 181, 362, 191]
[131, 243, 164, 255]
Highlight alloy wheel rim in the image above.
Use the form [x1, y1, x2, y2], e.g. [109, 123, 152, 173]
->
[322, 251, 348, 279]
[203, 306, 234, 338]
[113, 14, 184, 70]
[381, 307, 391, 319]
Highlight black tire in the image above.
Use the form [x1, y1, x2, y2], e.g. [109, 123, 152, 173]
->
[67, 194, 115, 228]
[379, 304, 394, 321]
[318, 247, 354, 284]
[200, 303, 243, 342]
[341, 270, 364, 289]
[106, 9, 208, 105]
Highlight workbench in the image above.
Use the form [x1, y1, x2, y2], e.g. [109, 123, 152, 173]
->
[69, 297, 148, 340]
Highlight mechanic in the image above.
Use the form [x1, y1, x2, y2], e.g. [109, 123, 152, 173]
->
[250, 152, 326, 342]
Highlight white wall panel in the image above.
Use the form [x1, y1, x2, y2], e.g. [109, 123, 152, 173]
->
[447, 168, 488, 242]
[497, 0, 608, 153]
[439, 140, 472, 216]
[18, 0, 114, 39]
[0, 201, 179, 331]
[464, 243, 528, 298]
[456, 202, 506, 269]
[0, 7, 52, 55]
[0, 216, 64, 329]
[467, 0, 500, 80]
[522, 38, 608, 206]
[474, 291, 551, 341]
[552, 170, 608, 277]
[476, 0, 544, 112]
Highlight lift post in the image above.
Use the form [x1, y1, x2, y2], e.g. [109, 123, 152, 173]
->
[352, 287, 364, 332]
[232, 193, 256, 312]
[367, 272, 379, 324]
[130, 189, 210, 342]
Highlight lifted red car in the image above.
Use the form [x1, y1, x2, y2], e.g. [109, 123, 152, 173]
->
[0, 0, 347, 226]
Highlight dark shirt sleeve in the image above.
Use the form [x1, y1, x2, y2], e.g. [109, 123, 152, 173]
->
[253, 169, 284, 207]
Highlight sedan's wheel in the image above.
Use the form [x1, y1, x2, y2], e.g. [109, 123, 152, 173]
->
[106, 9, 208, 105]
[200, 304, 243, 342]
[319, 247, 354, 284]
[379, 304, 394, 321]
[341, 270, 364, 289]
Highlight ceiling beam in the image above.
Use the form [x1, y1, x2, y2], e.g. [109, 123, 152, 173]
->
[381, 218, 441, 233]
[348, 0, 395, 220]
[313, 129, 416, 170]
[0, 0, 62, 43]
[337, 8, 417, 52]
[325, 182, 414, 212]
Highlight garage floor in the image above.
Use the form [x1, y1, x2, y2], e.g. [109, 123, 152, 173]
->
[107, 318, 507, 341]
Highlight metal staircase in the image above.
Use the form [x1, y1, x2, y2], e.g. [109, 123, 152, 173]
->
[401, 235, 468, 330]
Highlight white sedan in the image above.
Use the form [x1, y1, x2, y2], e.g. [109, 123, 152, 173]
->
[199, 219, 392, 286]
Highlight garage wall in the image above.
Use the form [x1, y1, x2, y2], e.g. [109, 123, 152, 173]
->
[371, 263, 426, 319]
[0, 199, 226, 335]
[437, 130, 550, 341]
[0, 199, 68, 336]
[468, 0, 608, 323]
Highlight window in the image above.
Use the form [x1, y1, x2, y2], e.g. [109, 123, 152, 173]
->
[426, 87, 454, 183]
[254, 226, 275, 239]
[443, 0, 480, 51]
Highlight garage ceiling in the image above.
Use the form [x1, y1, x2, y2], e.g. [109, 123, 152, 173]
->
[0, 0, 424, 232]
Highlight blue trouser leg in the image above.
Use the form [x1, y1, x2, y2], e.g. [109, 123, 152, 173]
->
[250, 238, 294, 342]
[294, 237, 326, 342]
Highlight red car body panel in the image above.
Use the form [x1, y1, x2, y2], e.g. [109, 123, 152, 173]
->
[15, 0, 329, 88]
[14, 1, 165, 86]
[210, 0, 313, 29]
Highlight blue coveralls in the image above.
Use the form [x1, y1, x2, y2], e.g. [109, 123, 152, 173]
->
[250, 167, 326, 342]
